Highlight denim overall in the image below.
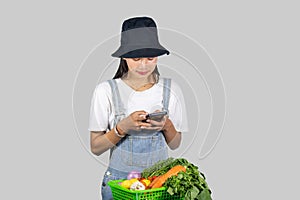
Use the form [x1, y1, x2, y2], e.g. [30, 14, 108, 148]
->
[101, 78, 171, 200]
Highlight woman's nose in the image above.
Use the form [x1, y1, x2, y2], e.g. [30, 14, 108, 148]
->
[140, 58, 148, 66]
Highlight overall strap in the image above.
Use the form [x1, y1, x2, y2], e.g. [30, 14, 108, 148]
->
[107, 79, 126, 159]
[107, 79, 126, 128]
[162, 78, 171, 113]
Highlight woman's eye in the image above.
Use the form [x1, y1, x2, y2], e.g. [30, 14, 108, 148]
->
[131, 57, 154, 61]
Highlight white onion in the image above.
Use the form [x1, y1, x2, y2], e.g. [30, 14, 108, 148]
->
[130, 181, 145, 190]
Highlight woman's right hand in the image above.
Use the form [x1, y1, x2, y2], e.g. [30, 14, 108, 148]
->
[117, 110, 151, 134]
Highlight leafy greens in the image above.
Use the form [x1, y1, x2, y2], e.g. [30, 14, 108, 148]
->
[141, 157, 212, 200]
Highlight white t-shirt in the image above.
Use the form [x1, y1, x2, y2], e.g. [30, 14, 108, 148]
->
[88, 78, 188, 133]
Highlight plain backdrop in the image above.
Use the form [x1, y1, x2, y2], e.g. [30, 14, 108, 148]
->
[1, 0, 299, 199]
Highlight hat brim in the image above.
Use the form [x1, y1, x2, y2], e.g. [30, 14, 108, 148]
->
[111, 44, 170, 58]
[113, 48, 169, 58]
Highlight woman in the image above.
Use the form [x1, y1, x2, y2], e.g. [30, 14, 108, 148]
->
[88, 16, 188, 200]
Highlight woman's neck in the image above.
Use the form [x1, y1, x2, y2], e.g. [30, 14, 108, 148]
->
[124, 74, 154, 84]
[122, 74, 155, 91]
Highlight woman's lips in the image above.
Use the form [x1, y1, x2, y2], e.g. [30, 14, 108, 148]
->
[137, 71, 149, 75]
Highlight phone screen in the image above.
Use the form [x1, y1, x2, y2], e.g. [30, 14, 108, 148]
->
[146, 111, 168, 122]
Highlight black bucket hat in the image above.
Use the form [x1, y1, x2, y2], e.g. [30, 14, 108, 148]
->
[111, 16, 170, 58]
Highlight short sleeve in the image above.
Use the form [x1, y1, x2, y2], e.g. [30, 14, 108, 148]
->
[168, 80, 189, 133]
[88, 82, 112, 132]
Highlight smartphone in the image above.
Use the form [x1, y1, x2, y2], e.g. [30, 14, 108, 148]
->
[144, 111, 168, 122]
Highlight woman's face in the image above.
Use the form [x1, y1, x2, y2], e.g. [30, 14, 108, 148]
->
[123, 57, 158, 79]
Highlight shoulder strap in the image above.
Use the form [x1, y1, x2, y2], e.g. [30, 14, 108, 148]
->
[162, 78, 171, 113]
[107, 79, 125, 128]
[107, 79, 126, 159]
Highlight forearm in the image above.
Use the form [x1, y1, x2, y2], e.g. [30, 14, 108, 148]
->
[162, 119, 182, 150]
[90, 126, 126, 156]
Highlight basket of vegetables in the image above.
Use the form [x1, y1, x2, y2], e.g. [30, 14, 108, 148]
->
[108, 157, 212, 200]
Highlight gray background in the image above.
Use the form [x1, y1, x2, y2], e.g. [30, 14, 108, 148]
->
[1, 0, 299, 199]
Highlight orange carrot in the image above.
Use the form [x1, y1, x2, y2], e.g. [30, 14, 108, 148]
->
[150, 165, 186, 188]
[148, 175, 162, 188]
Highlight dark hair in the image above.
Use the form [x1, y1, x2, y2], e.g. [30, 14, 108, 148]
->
[113, 59, 160, 83]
